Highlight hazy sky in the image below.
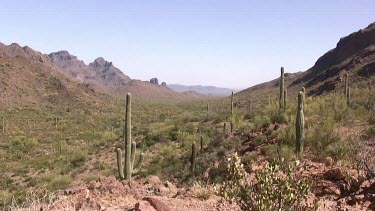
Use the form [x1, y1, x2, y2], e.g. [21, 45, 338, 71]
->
[0, 1, 374, 89]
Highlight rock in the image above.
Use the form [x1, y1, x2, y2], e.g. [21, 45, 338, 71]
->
[323, 186, 341, 195]
[146, 176, 162, 186]
[150, 78, 159, 85]
[135, 201, 157, 211]
[143, 197, 170, 211]
[324, 168, 346, 181]
[161, 82, 167, 86]
[349, 176, 365, 193]
[164, 181, 177, 194]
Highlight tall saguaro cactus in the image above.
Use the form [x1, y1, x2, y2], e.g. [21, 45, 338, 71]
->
[230, 122, 234, 133]
[116, 93, 145, 180]
[231, 91, 234, 115]
[124, 93, 132, 180]
[279, 67, 285, 109]
[223, 122, 226, 133]
[296, 91, 305, 154]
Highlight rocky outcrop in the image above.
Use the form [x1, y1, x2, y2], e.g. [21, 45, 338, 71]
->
[161, 82, 167, 86]
[150, 78, 159, 85]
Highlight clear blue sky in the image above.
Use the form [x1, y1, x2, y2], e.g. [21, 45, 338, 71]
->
[0, 0, 374, 89]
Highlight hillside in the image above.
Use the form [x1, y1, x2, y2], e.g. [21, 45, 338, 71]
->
[236, 22, 375, 106]
[0, 43, 107, 110]
[168, 84, 236, 96]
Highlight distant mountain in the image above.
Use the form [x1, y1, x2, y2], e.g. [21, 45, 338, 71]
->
[0, 42, 107, 109]
[48, 51, 131, 86]
[235, 22, 375, 107]
[168, 84, 237, 96]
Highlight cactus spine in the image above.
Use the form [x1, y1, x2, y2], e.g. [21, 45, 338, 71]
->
[231, 91, 234, 115]
[296, 91, 305, 154]
[116, 93, 145, 180]
[191, 142, 196, 175]
[279, 67, 285, 109]
[284, 89, 287, 108]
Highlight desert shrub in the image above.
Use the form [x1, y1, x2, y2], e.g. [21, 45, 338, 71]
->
[191, 181, 214, 200]
[216, 153, 316, 211]
[270, 111, 287, 124]
[68, 149, 87, 168]
[47, 175, 72, 191]
[255, 135, 267, 145]
[262, 144, 295, 164]
[305, 119, 340, 158]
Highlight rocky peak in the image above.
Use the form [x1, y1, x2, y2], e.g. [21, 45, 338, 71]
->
[161, 82, 167, 86]
[89, 57, 112, 68]
[48, 51, 78, 62]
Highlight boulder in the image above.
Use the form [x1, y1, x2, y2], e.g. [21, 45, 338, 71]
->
[150, 78, 159, 85]
[135, 201, 157, 211]
[324, 168, 346, 181]
[143, 197, 170, 211]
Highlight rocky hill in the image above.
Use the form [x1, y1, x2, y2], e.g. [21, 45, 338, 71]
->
[0, 43, 107, 110]
[236, 22, 375, 106]
[48, 51, 131, 86]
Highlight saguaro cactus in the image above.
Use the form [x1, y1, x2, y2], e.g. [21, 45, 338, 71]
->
[207, 103, 210, 116]
[301, 87, 306, 108]
[230, 122, 234, 133]
[191, 142, 196, 175]
[116, 148, 124, 179]
[124, 93, 132, 180]
[279, 67, 285, 109]
[231, 91, 234, 115]
[284, 89, 287, 108]
[223, 122, 226, 133]
[296, 91, 305, 154]
[116, 93, 145, 180]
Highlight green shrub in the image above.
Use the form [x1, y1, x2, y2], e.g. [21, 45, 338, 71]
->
[216, 153, 315, 211]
